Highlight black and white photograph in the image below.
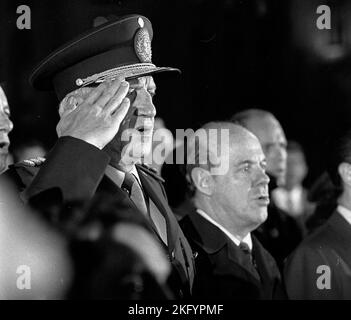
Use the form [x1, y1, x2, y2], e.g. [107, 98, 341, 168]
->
[0, 0, 350, 310]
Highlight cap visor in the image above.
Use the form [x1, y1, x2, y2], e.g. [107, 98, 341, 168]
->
[124, 66, 181, 81]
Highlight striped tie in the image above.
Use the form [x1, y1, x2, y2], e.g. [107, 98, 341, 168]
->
[239, 242, 260, 281]
[122, 172, 168, 245]
[121, 172, 147, 216]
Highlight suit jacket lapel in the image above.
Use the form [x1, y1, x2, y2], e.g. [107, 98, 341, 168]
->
[188, 209, 261, 284]
[98, 174, 157, 234]
[227, 240, 261, 284]
[187, 208, 227, 253]
[98, 174, 129, 201]
[251, 236, 274, 289]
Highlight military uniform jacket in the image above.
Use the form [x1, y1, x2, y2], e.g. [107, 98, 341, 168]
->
[284, 211, 351, 299]
[180, 208, 286, 299]
[8, 136, 195, 298]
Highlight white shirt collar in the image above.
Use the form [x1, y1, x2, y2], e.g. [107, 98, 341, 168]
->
[105, 165, 141, 188]
[196, 208, 252, 250]
[337, 205, 351, 226]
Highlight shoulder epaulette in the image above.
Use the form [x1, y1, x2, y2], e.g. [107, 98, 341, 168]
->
[14, 157, 46, 168]
[136, 163, 165, 183]
[6, 157, 45, 191]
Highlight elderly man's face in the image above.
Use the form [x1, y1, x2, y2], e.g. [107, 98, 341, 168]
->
[104, 76, 156, 169]
[244, 115, 287, 185]
[0, 87, 13, 173]
[59, 76, 156, 170]
[212, 129, 270, 231]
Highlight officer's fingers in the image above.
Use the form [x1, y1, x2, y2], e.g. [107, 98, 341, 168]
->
[75, 95, 85, 107]
[94, 78, 125, 109]
[105, 81, 130, 115]
[79, 87, 94, 99]
[111, 97, 130, 124]
[60, 87, 93, 115]
[59, 96, 76, 118]
[84, 82, 108, 105]
[58, 100, 67, 118]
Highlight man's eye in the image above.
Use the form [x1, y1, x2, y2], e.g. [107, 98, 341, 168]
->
[4, 109, 10, 117]
[148, 91, 156, 98]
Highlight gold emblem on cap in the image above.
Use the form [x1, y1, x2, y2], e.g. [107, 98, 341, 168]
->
[134, 28, 152, 63]
[138, 17, 144, 28]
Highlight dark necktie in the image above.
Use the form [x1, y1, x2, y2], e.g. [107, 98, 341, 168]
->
[121, 172, 147, 215]
[122, 172, 168, 245]
[239, 242, 260, 281]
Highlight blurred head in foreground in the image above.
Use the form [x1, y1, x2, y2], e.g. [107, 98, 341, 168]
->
[0, 178, 72, 299]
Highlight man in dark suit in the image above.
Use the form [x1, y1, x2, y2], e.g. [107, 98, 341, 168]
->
[284, 129, 351, 299]
[7, 15, 194, 299]
[231, 109, 303, 270]
[180, 121, 285, 299]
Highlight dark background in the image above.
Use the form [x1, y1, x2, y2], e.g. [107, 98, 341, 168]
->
[1, 0, 351, 186]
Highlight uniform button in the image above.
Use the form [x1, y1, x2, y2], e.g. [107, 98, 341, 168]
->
[193, 251, 198, 259]
[171, 251, 175, 260]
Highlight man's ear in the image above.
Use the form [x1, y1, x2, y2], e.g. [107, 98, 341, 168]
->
[190, 167, 214, 196]
[338, 162, 351, 187]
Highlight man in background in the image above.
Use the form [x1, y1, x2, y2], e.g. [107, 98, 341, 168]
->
[231, 109, 303, 269]
[272, 141, 314, 235]
[284, 129, 351, 299]
[180, 121, 285, 299]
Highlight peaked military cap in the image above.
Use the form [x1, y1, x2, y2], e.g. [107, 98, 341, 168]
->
[30, 14, 180, 101]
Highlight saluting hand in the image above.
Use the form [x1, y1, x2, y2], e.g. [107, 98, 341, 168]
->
[56, 78, 130, 150]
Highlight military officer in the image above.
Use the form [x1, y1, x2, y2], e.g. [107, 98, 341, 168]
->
[10, 15, 194, 298]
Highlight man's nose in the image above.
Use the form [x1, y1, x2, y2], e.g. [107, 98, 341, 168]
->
[256, 169, 270, 186]
[0, 115, 13, 133]
[133, 89, 156, 117]
[276, 146, 287, 162]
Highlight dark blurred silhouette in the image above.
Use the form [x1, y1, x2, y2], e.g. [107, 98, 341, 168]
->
[284, 128, 351, 299]
[29, 190, 173, 299]
[306, 172, 339, 233]
[272, 141, 315, 235]
[0, 176, 72, 299]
